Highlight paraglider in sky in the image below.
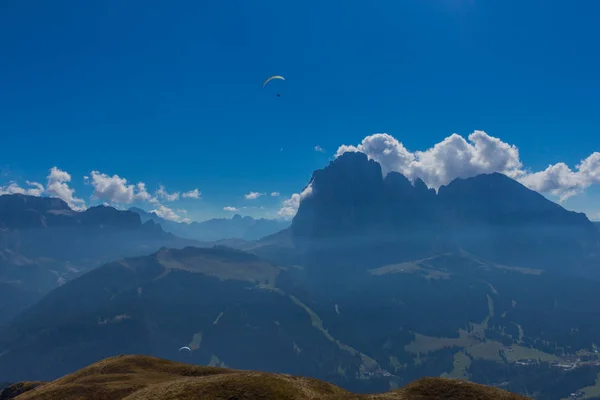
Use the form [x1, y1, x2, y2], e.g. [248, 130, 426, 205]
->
[262, 75, 285, 88]
[263, 75, 284, 98]
[179, 346, 191, 352]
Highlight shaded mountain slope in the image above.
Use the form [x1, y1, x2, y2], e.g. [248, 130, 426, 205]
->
[2, 248, 600, 397]
[0, 247, 378, 389]
[0, 355, 528, 400]
[0, 282, 40, 328]
[436, 172, 598, 271]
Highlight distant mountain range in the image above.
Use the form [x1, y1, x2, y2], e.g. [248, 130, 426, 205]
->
[129, 208, 290, 242]
[0, 194, 201, 325]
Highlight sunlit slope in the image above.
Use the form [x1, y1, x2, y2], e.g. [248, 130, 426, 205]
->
[1, 355, 528, 400]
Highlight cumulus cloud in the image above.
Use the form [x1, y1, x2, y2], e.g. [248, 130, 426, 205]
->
[24, 181, 45, 196]
[244, 191, 264, 200]
[46, 167, 86, 210]
[156, 185, 180, 202]
[224, 206, 238, 212]
[134, 182, 153, 202]
[182, 188, 201, 199]
[270, 192, 280, 197]
[89, 171, 152, 204]
[336, 131, 600, 202]
[519, 153, 600, 201]
[0, 181, 44, 196]
[150, 204, 185, 222]
[278, 183, 313, 218]
[314, 145, 325, 153]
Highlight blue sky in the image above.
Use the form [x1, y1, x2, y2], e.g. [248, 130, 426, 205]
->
[1, 0, 599, 221]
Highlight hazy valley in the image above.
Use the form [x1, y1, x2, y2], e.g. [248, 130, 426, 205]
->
[2, 153, 600, 399]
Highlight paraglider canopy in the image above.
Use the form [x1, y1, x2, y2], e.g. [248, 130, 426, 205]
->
[179, 346, 191, 352]
[262, 75, 285, 88]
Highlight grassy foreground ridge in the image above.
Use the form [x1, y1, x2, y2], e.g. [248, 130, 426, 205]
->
[0, 355, 528, 399]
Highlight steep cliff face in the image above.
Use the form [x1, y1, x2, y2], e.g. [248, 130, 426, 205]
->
[292, 152, 388, 238]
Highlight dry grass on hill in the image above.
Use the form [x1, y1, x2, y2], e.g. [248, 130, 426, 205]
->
[1, 355, 529, 400]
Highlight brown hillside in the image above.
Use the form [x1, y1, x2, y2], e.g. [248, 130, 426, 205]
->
[1, 355, 529, 400]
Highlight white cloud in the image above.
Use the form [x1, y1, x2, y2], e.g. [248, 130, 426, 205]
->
[244, 191, 264, 200]
[336, 131, 600, 202]
[46, 167, 86, 210]
[182, 188, 201, 199]
[89, 171, 152, 204]
[156, 185, 180, 202]
[24, 181, 44, 196]
[0, 181, 44, 196]
[278, 183, 313, 218]
[315, 145, 325, 153]
[134, 182, 153, 202]
[270, 192, 280, 197]
[150, 204, 184, 222]
[224, 206, 238, 212]
[519, 153, 600, 201]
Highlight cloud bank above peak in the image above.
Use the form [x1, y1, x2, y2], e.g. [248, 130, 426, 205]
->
[336, 131, 600, 202]
[277, 130, 599, 219]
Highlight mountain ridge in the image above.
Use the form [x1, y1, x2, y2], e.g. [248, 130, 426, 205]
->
[0, 194, 145, 230]
[0, 355, 528, 400]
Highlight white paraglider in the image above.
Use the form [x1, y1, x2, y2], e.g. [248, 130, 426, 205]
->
[263, 75, 285, 97]
[262, 75, 285, 88]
